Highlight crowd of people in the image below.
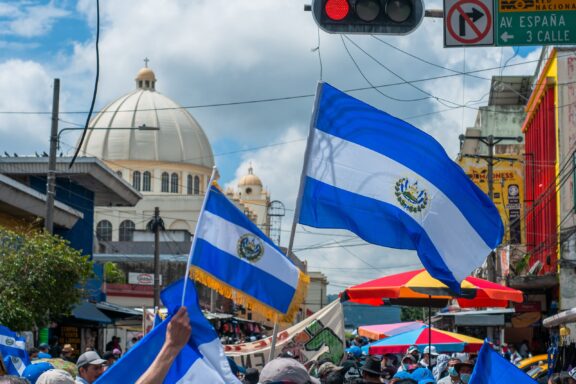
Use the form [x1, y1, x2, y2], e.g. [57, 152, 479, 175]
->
[2, 311, 576, 383]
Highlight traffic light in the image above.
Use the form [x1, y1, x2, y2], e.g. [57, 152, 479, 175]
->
[311, 0, 424, 35]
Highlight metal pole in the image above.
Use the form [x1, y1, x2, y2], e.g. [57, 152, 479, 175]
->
[486, 135, 497, 282]
[153, 206, 161, 309]
[45, 78, 60, 233]
[428, 295, 432, 371]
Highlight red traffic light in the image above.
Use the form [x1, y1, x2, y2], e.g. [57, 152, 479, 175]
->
[325, 0, 349, 20]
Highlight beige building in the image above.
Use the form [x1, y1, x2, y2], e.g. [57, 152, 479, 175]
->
[80, 66, 270, 245]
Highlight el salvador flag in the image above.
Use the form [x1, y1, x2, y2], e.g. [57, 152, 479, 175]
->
[0, 325, 30, 376]
[190, 186, 307, 319]
[95, 278, 240, 383]
[470, 342, 537, 383]
[299, 83, 503, 293]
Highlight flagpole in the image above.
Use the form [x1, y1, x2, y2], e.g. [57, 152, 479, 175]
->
[268, 82, 324, 361]
[182, 166, 218, 307]
[287, 81, 324, 255]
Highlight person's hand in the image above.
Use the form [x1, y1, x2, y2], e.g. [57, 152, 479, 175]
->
[165, 307, 192, 351]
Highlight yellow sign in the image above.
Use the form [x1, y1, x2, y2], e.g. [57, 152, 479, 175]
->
[499, 0, 576, 12]
[458, 155, 524, 244]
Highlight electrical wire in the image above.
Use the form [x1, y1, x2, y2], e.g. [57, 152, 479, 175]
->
[69, 0, 99, 169]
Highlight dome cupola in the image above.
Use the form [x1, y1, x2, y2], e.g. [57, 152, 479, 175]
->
[79, 62, 214, 168]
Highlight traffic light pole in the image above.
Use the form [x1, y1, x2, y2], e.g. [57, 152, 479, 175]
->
[459, 134, 523, 282]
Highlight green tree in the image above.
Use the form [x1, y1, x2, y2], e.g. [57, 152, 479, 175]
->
[401, 306, 421, 322]
[0, 226, 93, 331]
[103, 261, 126, 284]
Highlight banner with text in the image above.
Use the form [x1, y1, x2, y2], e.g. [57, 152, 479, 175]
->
[225, 300, 344, 370]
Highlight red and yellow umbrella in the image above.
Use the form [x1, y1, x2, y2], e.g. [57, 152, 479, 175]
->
[341, 269, 523, 308]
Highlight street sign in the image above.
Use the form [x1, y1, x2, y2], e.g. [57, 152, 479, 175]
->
[495, 0, 576, 46]
[445, 0, 494, 47]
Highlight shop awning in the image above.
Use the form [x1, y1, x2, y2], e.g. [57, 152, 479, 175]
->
[72, 302, 112, 324]
[543, 307, 576, 328]
[96, 301, 142, 319]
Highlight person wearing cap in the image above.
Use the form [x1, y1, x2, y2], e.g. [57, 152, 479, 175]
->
[101, 351, 116, 368]
[259, 357, 320, 384]
[38, 343, 52, 359]
[419, 346, 438, 370]
[451, 360, 474, 384]
[407, 345, 420, 360]
[22, 362, 55, 384]
[358, 356, 385, 383]
[318, 362, 345, 382]
[60, 345, 75, 363]
[437, 358, 462, 384]
[75, 351, 106, 384]
[37, 369, 75, 384]
[397, 354, 418, 373]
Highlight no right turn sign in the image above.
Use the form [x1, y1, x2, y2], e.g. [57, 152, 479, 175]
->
[444, 0, 494, 47]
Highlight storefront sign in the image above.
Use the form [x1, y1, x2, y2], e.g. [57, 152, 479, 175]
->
[128, 272, 161, 286]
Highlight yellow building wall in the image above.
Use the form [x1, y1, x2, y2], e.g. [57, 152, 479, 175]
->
[458, 156, 525, 244]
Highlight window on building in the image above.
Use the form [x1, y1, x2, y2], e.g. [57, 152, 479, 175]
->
[143, 171, 151, 192]
[96, 220, 112, 241]
[116, 170, 123, 178]
[171, 173, 179, 193]
[132, 171, 141, 191]
[187, 175, 193, 195]
[194, 175, 200, 195]
[119, 220, 136, 241]
[161, 172, 169, 192]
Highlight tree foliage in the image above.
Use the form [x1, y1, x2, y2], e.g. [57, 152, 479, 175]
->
[0, 226, 93, 331]
[104, 261, 126, 284]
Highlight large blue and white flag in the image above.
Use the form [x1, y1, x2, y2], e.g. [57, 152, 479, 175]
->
[95, 278, 240, 384]
[298, 83, 503, 293]
[470, 342, 536, 384]
[190, 186, 308, 320]
[0, 325, 30, 376]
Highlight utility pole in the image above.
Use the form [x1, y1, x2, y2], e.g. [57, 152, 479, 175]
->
[148, 207, 164, 309]
[459, 134, 523, 282]
[45, 78, 60, 233]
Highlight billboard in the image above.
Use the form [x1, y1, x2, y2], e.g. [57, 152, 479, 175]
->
[458, 156, 524, 244]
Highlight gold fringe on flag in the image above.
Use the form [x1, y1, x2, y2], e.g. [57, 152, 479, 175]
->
[190, 266, 309, 323]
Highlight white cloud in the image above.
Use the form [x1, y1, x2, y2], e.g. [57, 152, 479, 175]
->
[0, 0, 542, 291]
[2, 2, 69, 38]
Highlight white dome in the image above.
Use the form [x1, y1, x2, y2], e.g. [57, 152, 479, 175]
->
[79, 67, 214, 168]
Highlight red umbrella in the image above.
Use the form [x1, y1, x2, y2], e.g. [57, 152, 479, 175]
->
[341, 269, 523, 308]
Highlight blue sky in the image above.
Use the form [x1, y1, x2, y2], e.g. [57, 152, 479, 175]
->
[0, 0, 543, 291]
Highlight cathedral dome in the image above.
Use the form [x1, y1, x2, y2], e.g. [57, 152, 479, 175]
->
[238, 165, 262, 187]
[79, 66, 214, 168]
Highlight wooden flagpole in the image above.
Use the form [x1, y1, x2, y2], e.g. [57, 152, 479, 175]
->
[182, 166, 218, 306]
[268, 82, 324, 361]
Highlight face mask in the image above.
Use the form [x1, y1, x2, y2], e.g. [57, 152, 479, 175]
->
[402, 363, 410, 370]
[448, 367, 458, 377]
[430, 357, 437, 365]
[460, 373, 471, 383]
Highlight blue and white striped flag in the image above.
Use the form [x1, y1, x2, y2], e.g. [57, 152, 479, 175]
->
[0, 325, 30, 376]
[95, 278, 240, 383]
[190, 186, 308, 320]
[298, 83, 503, 293]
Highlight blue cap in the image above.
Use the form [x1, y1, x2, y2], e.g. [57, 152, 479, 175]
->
[411, 367, 435, 384]
[347, 346, 362, 357]
[23, 362, 54, 384]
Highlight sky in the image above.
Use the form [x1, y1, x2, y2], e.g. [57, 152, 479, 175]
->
[0, 0, 541, 293]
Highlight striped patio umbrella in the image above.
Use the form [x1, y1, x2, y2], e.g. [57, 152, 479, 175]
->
[341, 269, 523, 308]
[358, 321, 425, 340]
[365, 325, 484, 355]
